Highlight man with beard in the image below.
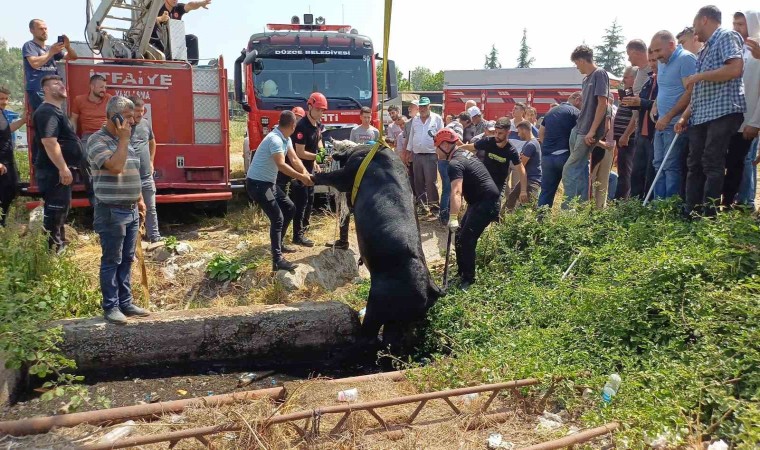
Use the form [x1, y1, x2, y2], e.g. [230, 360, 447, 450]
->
[71, 75, 112, 145]
[33, 75, 83, 251]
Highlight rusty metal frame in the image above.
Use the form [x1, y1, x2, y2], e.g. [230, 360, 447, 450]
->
[73, 378, 619, 450]
[79, 378, 539, 449]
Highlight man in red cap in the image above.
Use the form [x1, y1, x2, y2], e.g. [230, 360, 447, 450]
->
[291, 106, 305, 120]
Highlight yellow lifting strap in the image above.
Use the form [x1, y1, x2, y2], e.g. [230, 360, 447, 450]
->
[351, 0, 392, 204]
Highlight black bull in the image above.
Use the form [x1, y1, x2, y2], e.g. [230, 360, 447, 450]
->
[313, 143, 443, 346]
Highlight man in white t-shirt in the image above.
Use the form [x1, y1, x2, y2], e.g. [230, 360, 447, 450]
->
[349, 106, 380, 144]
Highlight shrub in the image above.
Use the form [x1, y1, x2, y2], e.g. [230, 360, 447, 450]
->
[0, 226, 104, 409]
[418, 200, 760, 445]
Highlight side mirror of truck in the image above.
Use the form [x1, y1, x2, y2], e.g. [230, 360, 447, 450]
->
[234, 49, 251, 112]
[385, 59, 398, 100]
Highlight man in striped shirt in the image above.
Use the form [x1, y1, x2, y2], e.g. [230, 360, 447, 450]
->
[87, 96, 148, 324]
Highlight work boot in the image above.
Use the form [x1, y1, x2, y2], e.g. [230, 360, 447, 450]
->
[459, 279, 473, 291]
[121, 304, 151, 317]
[293, 235, 314, 247]
[325, 240, 350, 250]
[273, 258, 297, 272]
[104, 308, 128, 324]
[281, 244, 297, 254]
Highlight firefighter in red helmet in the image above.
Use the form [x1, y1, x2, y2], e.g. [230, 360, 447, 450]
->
[287, 92, 328, 247]
[435, 128, 502, 290]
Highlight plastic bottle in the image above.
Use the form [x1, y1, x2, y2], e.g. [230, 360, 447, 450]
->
[337, 388, 359, 402]
[601, 374, 622, 403]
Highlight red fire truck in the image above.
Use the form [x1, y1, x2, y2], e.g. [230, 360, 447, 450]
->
[24, 0, 232, 209]
[234, 14, 397, 173]
[443, 67, 620, 119]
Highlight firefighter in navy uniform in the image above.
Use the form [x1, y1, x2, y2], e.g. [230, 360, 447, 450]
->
[289, 92, 328, 247]
[435, 128, 522, 290]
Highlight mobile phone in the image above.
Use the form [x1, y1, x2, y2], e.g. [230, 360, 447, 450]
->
[111, 113, 124, 126]
[57, 35, 65, 44]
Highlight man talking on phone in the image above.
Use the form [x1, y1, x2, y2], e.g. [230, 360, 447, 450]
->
[87, 96, 149, 324]
[23, 19, 77, 111]
[32, 75, 82, 252]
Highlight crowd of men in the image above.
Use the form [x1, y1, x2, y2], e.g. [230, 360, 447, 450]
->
[1, 4, 759, 314]
[415, 5, 760, 288]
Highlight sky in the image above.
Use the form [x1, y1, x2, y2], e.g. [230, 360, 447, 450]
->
[3, 0, 754, 75]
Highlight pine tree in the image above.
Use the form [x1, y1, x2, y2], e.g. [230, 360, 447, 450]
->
[594, 20, 626, 77]
[484, 44, 501, 69]
[516, 29, 535, 68]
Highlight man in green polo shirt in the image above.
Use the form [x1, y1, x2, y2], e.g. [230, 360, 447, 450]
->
[87, 96, 148, 324]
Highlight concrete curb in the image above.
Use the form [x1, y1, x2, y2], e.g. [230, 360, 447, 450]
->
[53, 301, 360, 371]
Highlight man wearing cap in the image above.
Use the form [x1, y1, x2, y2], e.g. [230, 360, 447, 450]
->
[471, 121, 496, 146]
[401, 100, 419, 199]
[435, 128, 507, 290]
[468, 106, 487, 137]
[405, 97, 444, 215]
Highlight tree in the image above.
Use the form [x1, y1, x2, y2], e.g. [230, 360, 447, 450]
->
[408, 67, 444, 91]
[0, 39, 24, 96]
[376, 65, 410, 97]
[484, 44, 501, 69]
[418, 70, 443, 91]
[410, 66, 432, 91]
[594, 20, 626, 77]
[516, 29, 535, 68]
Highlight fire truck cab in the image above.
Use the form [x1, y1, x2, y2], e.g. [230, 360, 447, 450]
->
[235, 14, 398, 180]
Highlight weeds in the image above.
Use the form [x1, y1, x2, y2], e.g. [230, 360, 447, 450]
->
[0, 225, 107, 410]
[206, 253, 252, 282]
[417, 200, 760, 446]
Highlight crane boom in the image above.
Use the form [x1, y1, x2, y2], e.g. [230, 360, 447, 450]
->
[86, 0, 165, 59]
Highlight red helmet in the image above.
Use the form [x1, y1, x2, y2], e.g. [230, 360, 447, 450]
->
[434, 128, 460, 149]
[307, 92, 328, 109]
[291, 106, 305, 117]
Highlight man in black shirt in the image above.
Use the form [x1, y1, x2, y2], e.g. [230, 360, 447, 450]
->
[151, 0, 211, 64]
[32, 75, 84, 251]
[290, 92, 327, 247]
[459, 117, 528, 198]
[435, 128, 501, 290]
[0, 87, 26, 226]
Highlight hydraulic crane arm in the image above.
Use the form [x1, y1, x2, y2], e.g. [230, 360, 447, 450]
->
[85, 0, 165, 59]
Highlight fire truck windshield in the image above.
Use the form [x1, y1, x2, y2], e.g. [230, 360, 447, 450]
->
[253, 56, 373, 109]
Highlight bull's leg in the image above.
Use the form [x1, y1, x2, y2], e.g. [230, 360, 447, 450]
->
[313, 169, 354, 193]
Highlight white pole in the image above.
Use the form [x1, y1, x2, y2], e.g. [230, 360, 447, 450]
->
[643, 134, 680, 206]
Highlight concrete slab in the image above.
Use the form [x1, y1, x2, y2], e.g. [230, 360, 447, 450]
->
[0, 354, 23, 407]
[52, 302, 360, 372]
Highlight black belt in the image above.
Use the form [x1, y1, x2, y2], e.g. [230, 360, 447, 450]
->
[100, 202, 137, 210]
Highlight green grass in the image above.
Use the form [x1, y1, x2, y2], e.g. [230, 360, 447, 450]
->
[415, 200, 760, 446]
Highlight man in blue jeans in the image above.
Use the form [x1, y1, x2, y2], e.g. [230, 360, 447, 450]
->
[538, 92, 580, 207]
[649, 30, 696, 199]
[129, 96, 163, 242]
[678, 6, 746, 217]
[246, 111, 313, 272]
[87, 96, 148, 324]
[562, 45, 609, 206]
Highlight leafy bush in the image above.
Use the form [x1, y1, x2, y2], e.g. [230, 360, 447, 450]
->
[418, 200, 760, 446]
[0, 226, 104, 408]
[163, 235, 179, 252]
[206, 253, 250, 281]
